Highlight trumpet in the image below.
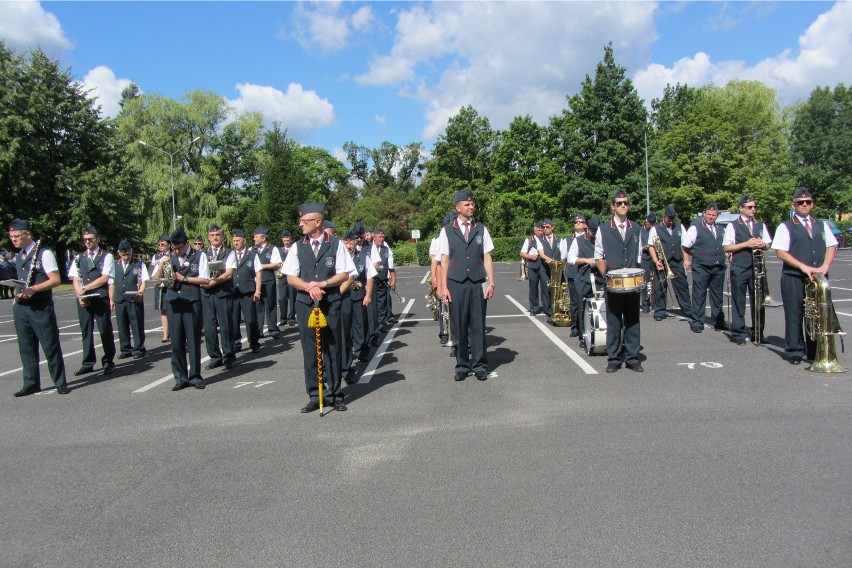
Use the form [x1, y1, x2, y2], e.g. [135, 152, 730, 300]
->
[752, 249, 765, 345]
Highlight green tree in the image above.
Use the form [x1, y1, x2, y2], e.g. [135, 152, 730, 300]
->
[789, 84, 852, 219]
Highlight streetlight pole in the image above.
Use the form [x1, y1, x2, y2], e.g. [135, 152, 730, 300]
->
[138, 136, 201, 231]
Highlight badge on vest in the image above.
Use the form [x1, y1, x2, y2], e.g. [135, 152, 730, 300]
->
[33, 260, 41, 270]
[357, 264, 364, 273]
[190, 264, 198, 272]
[325, 257, 334, 267]
[475, 235, 483, 245]
[131, 268, 138, 275]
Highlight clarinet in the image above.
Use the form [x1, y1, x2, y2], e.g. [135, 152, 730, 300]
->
[14, 240, 40, 304]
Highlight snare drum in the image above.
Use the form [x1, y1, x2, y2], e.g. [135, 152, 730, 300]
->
[606, 268, 644, 293]
[582, 294, 607, 355]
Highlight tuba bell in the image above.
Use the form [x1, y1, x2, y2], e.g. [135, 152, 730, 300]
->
[548, 260, 572, 327]
[804, 273, 847, 373]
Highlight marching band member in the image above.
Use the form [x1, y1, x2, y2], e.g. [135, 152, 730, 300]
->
[430, 214, 454, 345]
[772, 188, 838, 365]
[537, 218, 562, 327]
[341, 230, 377, 383]
[647, 206, 691, 321]
[352, 223, 379, 356]
[370, 228, 396, 330]
[564, 215, 601, 348]
[640, 213, 657, 313]
[9, 219, 69, 396]
[437, 190, 495, 382]
[559, 214, 586, 334]
[153, 227, 209, 390]
[282, 202, 355, 412]
[69, 226, 116, 376]
[150, 235, 171, 343]
[723, 195, 772, 345]
[277, 230, 296, 327]
[520, 222, 548, 317]
[682, 203, 727, 333]
[201, 224, 237, 370]
[111, 240, 149, 360]
[595, 190, 643, 373]
[230, 229, 262, 354]
[253, 227, 282, 340]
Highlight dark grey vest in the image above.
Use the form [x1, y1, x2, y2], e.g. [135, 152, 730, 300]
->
[203, 246, 234, 297]
[255, 245, 276, 284]
[350, 247, 371, 301]
[114, 260, 143, 303]
[655, 223, 684, 262]
[599, 219, 641, 271]
[575, 233, 602, 283]
[165, 249, 201, 303]
[523, 236, 542, 270]
[15, 245, 52, 304]
[76, 251, 109, 300]
[295, 236, 341, 305]
[445, 221, 487, 283]
[731, 217, 765, 268]
[373, 245, 390, 281]
[232, 248, 257, 295]
[541, 235, 561, 261]
[781, 217, 827, 277]
[640, 227, 653, 261]
[691, 223, 726, 267]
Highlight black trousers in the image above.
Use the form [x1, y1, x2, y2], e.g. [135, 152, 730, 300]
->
[14, 300, 67, 390]
[374, 278, 390, 324]
[566, 275, 580, 331]
[573, 271, 601, 339]
[653, 259, 691, 318]
[277, 277, 296, 323]
[255, 278, 280, 334]
[448, 278, 487, 374]
[202, 292, 235, 365]
[351, 294, 373, 359]
[527, 266, 550, 314]
[690, 263, 725, 328]
[77, 297, 115, 368]
[730, 265, 764, 341]
[780, 273, 816, 360]
[115, 299, 146, 355]
[231, 291, 260, 350]
[166, 299, 203, 386]
[340, 291, 353, 372]
[296, 299, 343, 404]
[605, 290, 641, 366]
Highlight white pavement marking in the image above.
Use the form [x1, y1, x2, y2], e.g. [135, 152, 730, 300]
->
[836, 311, 852, 317]
[133, 354, 212, 393]
[505, 294, 598, 375]
[358, 298, 416, 384]
[419, 271, 429, 284]
[831, 286, 852, 292]
[407, 314, 526, 323]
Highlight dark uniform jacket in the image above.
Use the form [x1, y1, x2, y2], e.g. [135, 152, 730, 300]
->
[730, 217, 765, 269]
[232, 248, 258, 295]
[76, 250, 109, 300]
[15, 245, 52, 306]
[690, 223, 726, 267]
[445, 220, 487, 284]
[600, 219, 641, 271]
[165, 250, 202, 303]
[780, 217, 827, 277]
[114, 260, 143, 303]
[203, 247, 234, 297]
[295, 234, 342, 305]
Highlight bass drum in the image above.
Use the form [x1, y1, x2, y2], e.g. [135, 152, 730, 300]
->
[582, 294, 608, 356]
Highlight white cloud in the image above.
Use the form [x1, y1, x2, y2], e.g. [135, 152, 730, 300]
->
[374, 115, 386, 125]
[228, 82, 336, 135]
[0, 0, 73, 55]
[81, 66, 133, 119]
[355, 1, 658, 140]
[633, 1, 852, 107]
[287, 1, 373, 54]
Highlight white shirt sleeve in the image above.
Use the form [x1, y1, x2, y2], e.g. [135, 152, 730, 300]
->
[681, 225, 699, 248]
[760, 224, 772, 245]
[269, 247, 282, 264]
[365, 257, 378, 278]
[281, 245, 300, 277]
[566, 239, 579, 264]
[225, 251, 237, 269]
[559, 238, 568, 259]
[647, 226, 659, 244]
[722, 223, 736, 246]
[252, 254, 263, 272]
[429, 238, 439, 257]
[197, 252, 210, 279]
[336, 242, 356, 276]
[386, 247, 395, 270]
[482, 226, 494, 254]
[594, 229, 605, 260]
[824, 225, 838, 247]
[40, 249, 59, 274]
[771, 223, 791, 251]
[436, 228, 449, 263]
[67, 255, 79, 279]
[138, 263, 150, 282]
[102, 253, 115, 285]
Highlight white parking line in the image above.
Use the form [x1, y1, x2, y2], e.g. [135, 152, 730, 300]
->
[358, 298, 416, 384]
[505, 294, 597, 374]
[419, 271, 429, 284]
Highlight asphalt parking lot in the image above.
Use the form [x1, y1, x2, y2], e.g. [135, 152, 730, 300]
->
[1, 251, 850, 567]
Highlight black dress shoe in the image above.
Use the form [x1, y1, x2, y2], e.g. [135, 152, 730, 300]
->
[301, 401, 320, 413]
[161, 338, 170, 344]
[343, 372, 357, 385]
[334, 402, 348, 411]
[233, 344, 242, 353]
[270, 333, 281, 340]
[370, 337, 381, 347]
[605, 364, 620, 373]
[13, 386, 41, 397]
[205, 360, 223, 370]
[714, 323, 728, 331]
[172, 383, 188, 391]
[102, 363, 115, 375]
[789, 357, 802, 366]
[653, 315, 665, 321]
[192, 381, 206, 390]
[288, 320, 297, 327]
[73, 367, 95, 376]
[735, 338, 746, 346]
[475, 372, 488, 381]
[625, 363, 644, 372]
[569, 330, 580, 337]
[132, 352, 145, 359]
[56, 385, 71, 394]
[250, 345, 261, 353]
[454, 372, 467, 381]
[117, 352, 133, 360]
[691, 326, 703, 333]
[439, 336, 448, 345]
[224, 360, 236, 370]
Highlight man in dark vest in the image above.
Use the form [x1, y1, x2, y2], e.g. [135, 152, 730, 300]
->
[281, 202, 356, 412]
[723, 195, 772, 345]
[537, 218, 563, 327]
[559, 214, 586, 334]
[347, 226, 377, 365]
[683, 202, 727, 333]
[69, 226, 116, 376]
[111, 240, 148, 360]
[153, 227, 209, 390]
[640, 213, 657, 313]
[201, 224, 237, 370]
[370, 228, 396, 329]
[565, 215, 603, 348]
[438, 190, 496, 381]
[520, 222, 548, 317]
[9, 219, 69, 396]
[150, 235, 171, 343]
[0, 254, 11, 299]
[647, 206, 691, 321]
[253, 227, 282, 340]
[230, 229, 262, 354]
[595, 189, 643, 373]
[772, 188, 838, 365]
[276, 230, 297, 327]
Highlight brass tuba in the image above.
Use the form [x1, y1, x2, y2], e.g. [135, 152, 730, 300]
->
[752, 249, 765, 345]
[548, 260, 572, 327]
[804, 273, 847, 373]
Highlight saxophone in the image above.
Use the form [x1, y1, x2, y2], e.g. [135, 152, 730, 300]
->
[548, 260, 572, 327]
[752, 249, 765, 345]
[424, 274, 439, 321]
[804, 273, 847, 373]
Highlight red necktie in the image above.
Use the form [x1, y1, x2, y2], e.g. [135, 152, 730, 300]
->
[804, 218, 813, 238]
[463, 222, 470, 243]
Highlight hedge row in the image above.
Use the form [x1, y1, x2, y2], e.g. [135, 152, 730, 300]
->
[392, 236, 529, 266]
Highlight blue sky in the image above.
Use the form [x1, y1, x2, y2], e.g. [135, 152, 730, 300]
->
[2, 1, 849, 161]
